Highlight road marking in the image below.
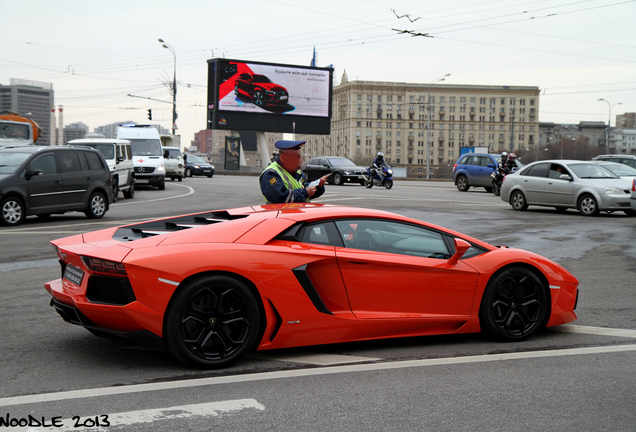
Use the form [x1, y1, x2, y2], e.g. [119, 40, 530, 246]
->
[2, 344, 635, 407]
[0, 258, 58, 272]
[250, 352, 381, 365]
[112, 183, 195, 207]
[14, 399, 264, 431]
[550, 324, 636, 338]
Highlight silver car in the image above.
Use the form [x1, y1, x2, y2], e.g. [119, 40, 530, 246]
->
[500, 160, 634, 216]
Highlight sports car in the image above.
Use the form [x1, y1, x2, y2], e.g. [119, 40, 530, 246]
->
[45, 204, 579, 368]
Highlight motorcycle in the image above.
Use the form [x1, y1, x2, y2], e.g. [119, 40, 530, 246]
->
[364, 164, 393, 189]
[492, 164, 517, 196]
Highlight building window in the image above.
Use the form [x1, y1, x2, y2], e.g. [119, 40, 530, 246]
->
[357, 94, 362, 100]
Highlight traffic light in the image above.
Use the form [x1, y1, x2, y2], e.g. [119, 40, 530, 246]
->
[147, 109, 152, 120]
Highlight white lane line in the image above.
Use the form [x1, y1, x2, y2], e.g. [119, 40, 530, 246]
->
[249, 352, 381, 365]
[2, 344, 635, 407]
[111, 183, 195, 207]
[549, 325, 636, 338]
[15, 399, 264, 432]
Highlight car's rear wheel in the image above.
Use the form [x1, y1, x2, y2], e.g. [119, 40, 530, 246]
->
[479, 267, 548, 341]
[333, 172, 343, 185]
[510, 190, 528, 211]
[85, 192, 107, 219]
[0, 197, 25, 226]
[112, 177, 119, 202]
[578, 194, 599, 216]
[165, 275, 261, 368]
[456, 175, 469, 192]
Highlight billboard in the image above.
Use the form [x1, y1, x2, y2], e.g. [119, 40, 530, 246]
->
[207, 59, 333, 134]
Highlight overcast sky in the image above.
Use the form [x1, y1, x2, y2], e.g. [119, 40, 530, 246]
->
[3, 0, 635, 145]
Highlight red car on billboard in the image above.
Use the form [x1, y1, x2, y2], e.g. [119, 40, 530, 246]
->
[234, 73, 289, 106]
[44, 204, 578, 368]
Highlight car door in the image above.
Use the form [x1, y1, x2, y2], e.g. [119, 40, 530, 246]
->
[463, 155, 481, 185]
[303, 158, 319, 181]
[333, 219, 479, 319]
[56, 150, 89, 209]
[25, 152, 64, 213]
[116, 144, 129, 186]
[475, 156, 496, 187]
[518, 163, 550, 203]
[544, 163, 575, 205]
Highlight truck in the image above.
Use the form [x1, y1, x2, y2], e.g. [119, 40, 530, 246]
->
[0, 112, 41, 147]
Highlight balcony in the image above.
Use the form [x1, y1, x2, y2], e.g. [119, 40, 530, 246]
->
[500, 111, 505, 117]
[408, 144, 414, 150]
[376, 144, 382, 150]
[469, 110, 475, 116]
[438, 136, 444, 142]
[529, 111, 535, 117]
[499, 138, 505, 143]
[408, 136, 414, 141]
[469, 137, 475, 143]
[439, 109, 445, 115]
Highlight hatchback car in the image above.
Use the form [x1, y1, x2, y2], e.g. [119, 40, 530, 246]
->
[0, 146, 113, 226]
[234, 73, 289, 106]
[302, 156, 366, 185]
[184, 154, 215, 178]
[453, 153, 523, 192]
[500, 160, 633, 216]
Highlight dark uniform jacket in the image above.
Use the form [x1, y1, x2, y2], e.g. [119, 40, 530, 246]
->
[259, 159, 325, 204]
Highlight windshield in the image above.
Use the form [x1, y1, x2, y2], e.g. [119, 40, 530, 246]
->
[0, 152, 31, 174]
[327, 157, 356, 166]
[0, 123, 30, 140]
[252, 75, 272, 83]
[83, 144, 115, 160]
[569, 163, 619, 179]
[187, 155, 206, 163]
[600, 163, 636, 177]
[129, 139, 162, 156]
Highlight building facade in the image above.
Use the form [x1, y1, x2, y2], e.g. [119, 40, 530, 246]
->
[538, 121, 607, 148]
[616, 112, 636, 129]
[297, 73, 540, 178]
[0, 79, 54, 145]
[63, 121, 89, 144]
[608, 128, 636, 154]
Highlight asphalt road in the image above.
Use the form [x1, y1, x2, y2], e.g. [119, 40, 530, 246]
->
[1, 176, 635, 431]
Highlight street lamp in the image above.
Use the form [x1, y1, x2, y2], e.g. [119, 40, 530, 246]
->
[427, 73, 450, 179]
[158, 38, 177, 135]
[597, 98, 621, 150]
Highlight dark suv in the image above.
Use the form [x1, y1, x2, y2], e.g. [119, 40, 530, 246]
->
[234, 73, 289, 106]
[0, 146, 113, 226]
[453, 153, 523, 192]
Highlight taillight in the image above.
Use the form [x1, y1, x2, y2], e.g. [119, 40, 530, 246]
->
[453, 164, 457, 172]
[632, 178, 635, 192]
[82, 257, 127, 276]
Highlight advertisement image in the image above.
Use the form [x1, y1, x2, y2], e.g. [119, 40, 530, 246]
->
[217, 61, 330, 117]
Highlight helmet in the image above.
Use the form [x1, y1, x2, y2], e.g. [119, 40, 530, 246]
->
[508, 152, 516, 162]
[501, 151, 508, 161]
[377, 152, 384, 158]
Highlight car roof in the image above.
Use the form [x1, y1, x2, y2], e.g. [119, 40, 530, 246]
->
[0, 146, 100, 154]
[68, 138, 131, 145]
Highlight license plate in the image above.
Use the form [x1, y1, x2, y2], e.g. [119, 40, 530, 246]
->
[203, 170, 211, 172]
[280, 96, 288, 100]
[135, 179, 149, 184]
[63, 264, 85, 286]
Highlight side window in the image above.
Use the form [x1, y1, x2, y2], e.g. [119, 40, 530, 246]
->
[84, 151, 104, 170]
[319, 158, 328, 167]
[29, 153, 57, 175]
[77, 151, 89, 171]
[521, 163, 549, 178]
[300, 222, 342, 246]
[468, 156, 480, 166]
[622, 159, 636, 169]
[117, 145, 123, 160]
[126, 145, 132, 160]
[334, 219, 450, 259]
[459, 156, 470, 164]
[549, 164, 569, 179]
[479, 156, 492, 167]
[57, 151, 82, 173]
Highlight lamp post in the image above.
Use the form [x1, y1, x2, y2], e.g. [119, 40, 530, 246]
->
[426, 73, 450, 179]
[159, 39, 177, 135]
[597, 98, 621, 150]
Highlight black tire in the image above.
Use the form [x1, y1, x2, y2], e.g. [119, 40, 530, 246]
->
[456, 175, 469, 192]
[207, 175, 213, 178]
[555, 207, 567, 213]
[384, 179, 393, 189]
[492, 181, 501, 196]
[484, 186, 493, 193]
[254, 91, 264, 106]
[123, 182, 135, 199]
[157, 181, 166, 191]
[578, 194, 599, 216]
[479, 266, 549, 341]
[624, 209, 636, 216]
[333, 172, 343, 185]
[1, 197, 25, 226]
[185, 168, 192, 178]
[364, 177, 373, 188]
[112, 177, 119, 203]
[164, 275, 261, 368]
[85, 192, 107, 219]
[510, 190, 528, 211]
[170, 177, 175, 181]
[178, 176, 183, 182]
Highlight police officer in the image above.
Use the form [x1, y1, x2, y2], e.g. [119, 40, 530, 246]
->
[259, 140, 329, 204]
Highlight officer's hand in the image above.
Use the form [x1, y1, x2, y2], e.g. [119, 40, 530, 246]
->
[307, 186, 317, 197]
[318, 174, 330, 187]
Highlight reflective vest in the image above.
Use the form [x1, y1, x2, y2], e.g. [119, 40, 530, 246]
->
[259, 161, 309, 204]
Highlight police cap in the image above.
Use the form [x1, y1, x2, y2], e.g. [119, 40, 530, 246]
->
[275, 140, 306, 150]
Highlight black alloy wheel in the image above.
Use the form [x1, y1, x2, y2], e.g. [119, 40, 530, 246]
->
[165, 275, 261, 368]
[0, 197, 25, 226]
[333, 172, 343, 185]
[480, 267, 548, 341]
[254, 91, 264, 106]
[456, 175, 469, 192]
[85, 192, 107, 219]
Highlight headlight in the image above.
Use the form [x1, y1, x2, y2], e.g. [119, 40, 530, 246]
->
[344, 171, 351, 175]
[210, 165, 215, 169]
[265, 90, 276, 95]
[388, 169, 393, 175]
[157, 165, 165, 173]
[604, 186, 623, 195]
[194, 165, 200, 169]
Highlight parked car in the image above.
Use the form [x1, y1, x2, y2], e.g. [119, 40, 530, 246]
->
[162, 146, 185, 181]
[0, 146, 113, 226]
[631, 178, 636, 211]
[453, 153, 523, 192]
[302, 156, 366, 185]
[234, 73, 289, 106]
[591, 161, 636, 181]
[184, 154, 215, 178]
[68, 138, 135, 201]
[592, 154, 636, 169]
[500, 160, 633, 216]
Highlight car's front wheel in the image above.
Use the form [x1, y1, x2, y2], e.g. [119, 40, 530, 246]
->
[85, 192, 107, 219]
[1, 197, 25, 226]
[254, 91, 264, 106]
[185, 168, 192, 178]
[333, 172, 343, 185]
[510, 190, 528, 211]
[479, 267, 548, 341]
[164, 275, 262, 368]
[578, 194, 599, 216]
[456, 175, 469, 192]
[123, 182, 135, 199]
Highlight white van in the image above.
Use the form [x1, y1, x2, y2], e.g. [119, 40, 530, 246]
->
[162, 146, 185, 181]
[115, 124, 166, 190]
[68, 138, 135, 201]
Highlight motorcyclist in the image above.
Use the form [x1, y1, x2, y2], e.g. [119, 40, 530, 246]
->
[372, 151, 389, 169]
[506, 152, 517, 172]
[499, 152, 509, 173]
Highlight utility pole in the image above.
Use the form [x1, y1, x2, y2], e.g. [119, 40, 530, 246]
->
[426, 74, 450, 179]
[159, 39, 177, 135]
[597, 98, 621, 151]
[509, 106, 515, 153]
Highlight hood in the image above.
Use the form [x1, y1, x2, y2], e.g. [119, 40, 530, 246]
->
[578, 177, 632, 190]
[260, 83, 286, 92]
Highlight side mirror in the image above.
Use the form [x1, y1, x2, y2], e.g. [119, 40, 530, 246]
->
[25, 169, 43, 180]
[487, 163, 495, 169]
[448, 238, 471, 265]
[559, 174, 571, 181]
[116, 156, 125, 164]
